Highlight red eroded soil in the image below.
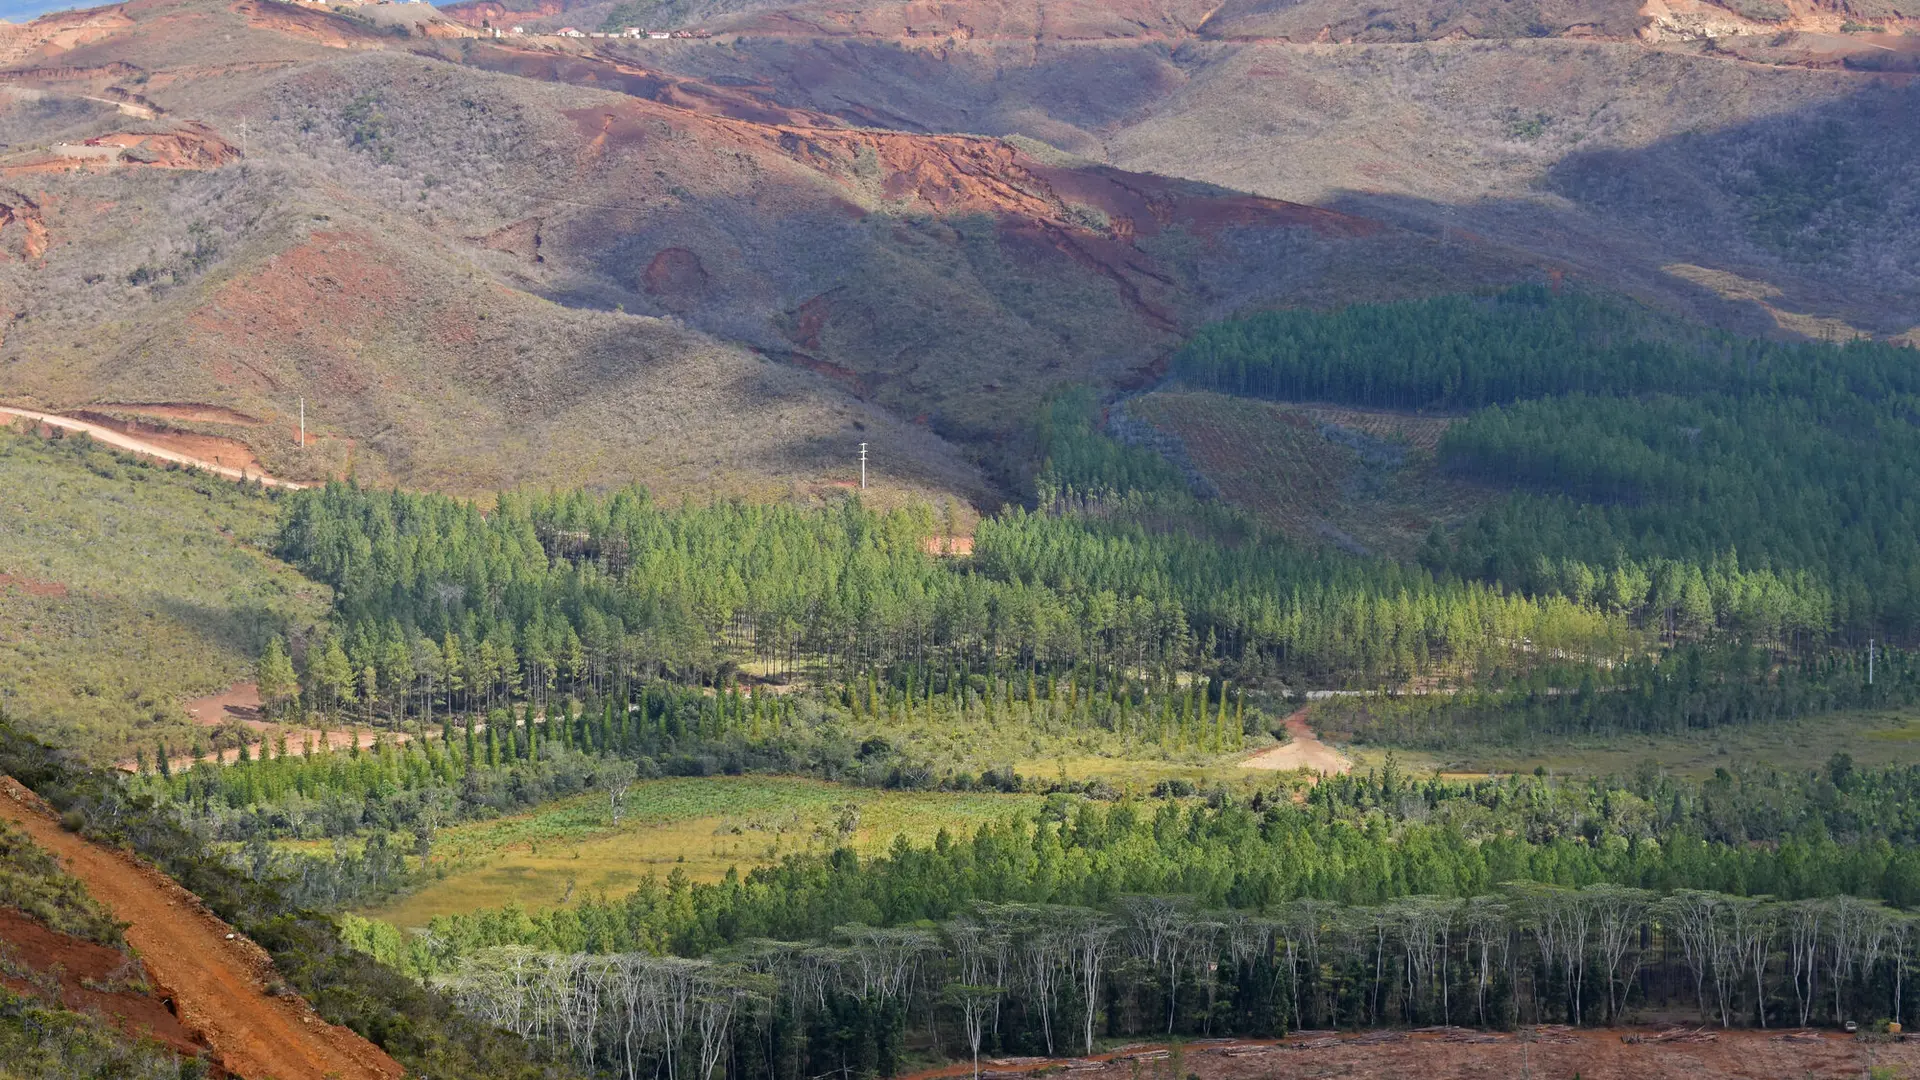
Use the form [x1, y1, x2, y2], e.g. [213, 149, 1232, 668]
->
[230, 0, 390, 49]
[642, 246, 709, 310]
[0, 189, 48, 259]
[473, 215, 545, 262]
[715, 0, 1220, 42]
[0, 406, 300, 486]
[922, 534, 973, 556]
[1239, 707, 1352, 775]
[68, 410, 267, 476]
[130, 681, 421, 769]
[0, 8, 134, 66]
[185, 229, 420, 392]
[88, 125, 242, 168]
[900, 1027, 1920, 1080]
[440, 0, 567, 27]
[0, 126, 239, 176]
[478, 46, 824, 126]
[91, 402, 263, 425]
[535, 52, 1378, 245]
[0, 777, 404, 1080]
[0, 573, 67, 597]
[184, 681, 267, 729]
[0, 908, 215, 1065]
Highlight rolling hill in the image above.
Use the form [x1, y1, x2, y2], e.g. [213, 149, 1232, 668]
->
[0, 0, 1913, 507]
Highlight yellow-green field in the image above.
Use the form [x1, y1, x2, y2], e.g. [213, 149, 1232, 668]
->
[1336, 707, 1920, 780]
[362, 776, 1044, 927]
[344, 708, 1920, 929]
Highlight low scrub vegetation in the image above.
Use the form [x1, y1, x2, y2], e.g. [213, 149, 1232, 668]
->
[0, 424, 327, 760]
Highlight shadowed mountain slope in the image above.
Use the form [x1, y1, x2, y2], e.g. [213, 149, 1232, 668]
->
[2, 0, 1913, 503]
[0, 0, 1538, 500]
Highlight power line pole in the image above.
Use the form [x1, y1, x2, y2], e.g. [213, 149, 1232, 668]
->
[1869, 638, 1875, 686]
[299, 397, 305, 449]
[858, 442, 868, 490]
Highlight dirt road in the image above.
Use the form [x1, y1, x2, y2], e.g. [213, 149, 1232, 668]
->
[0, 776, 403, 1080]
[116, 680, 427, 771]
[1239, 707, 1351, 774]
[897, 1026, 1906, 1080]
[0, 405, 303, 488]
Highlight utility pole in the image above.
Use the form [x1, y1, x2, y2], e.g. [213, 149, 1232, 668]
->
[1869, 638, 1875, 686]
[858, 442, 868, 490]
[299, 397, 305, 449]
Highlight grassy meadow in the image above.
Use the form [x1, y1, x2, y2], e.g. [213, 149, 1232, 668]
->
[362, 776, 1044, 927]
[0, 425, 328, 760]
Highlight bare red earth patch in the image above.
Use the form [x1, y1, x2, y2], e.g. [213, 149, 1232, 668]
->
[0, 574, 67, 597]
[642, 247, 709, 310]
[68, 411, 266, 476]
[0, 908, 214, 1064]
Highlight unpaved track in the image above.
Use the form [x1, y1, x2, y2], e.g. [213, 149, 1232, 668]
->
[0, 405, 303, 488]
[896, 1026, 1896, 1080]
[0, 777, 403, 1080]
[1239, 707, 1351, 774]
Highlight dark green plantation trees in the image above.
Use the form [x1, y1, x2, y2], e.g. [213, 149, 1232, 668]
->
[1173, 286, 1920, 637]
[270, 481, 1630, 709]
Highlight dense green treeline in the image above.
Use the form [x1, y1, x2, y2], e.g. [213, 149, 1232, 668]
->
[326, 760, 1920, 1080]
[1435, 392, 1920, 635]
[360, 884, 1920, 1077]
[270, 482, 1633, 714]
[146, 668, 1269, 910]
[357, 759, 1920, 972]
[1036, 389, 1192, 498]
[1172, 285, 1920, 410]
[1319, 643, 1920, 746]
[1168, 285, 1920, 637]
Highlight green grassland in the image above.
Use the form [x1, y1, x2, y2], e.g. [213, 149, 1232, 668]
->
[0, 426, 328, 760]
[362, 776, 1045, 927]
[354, 702, 1920, 929]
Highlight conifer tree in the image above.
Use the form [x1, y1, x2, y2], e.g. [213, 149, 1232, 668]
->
[257, 634, 298, 720]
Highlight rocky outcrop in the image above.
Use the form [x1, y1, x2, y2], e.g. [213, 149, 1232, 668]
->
[0, 125, 239, 176]
[0, 189, 47, 260]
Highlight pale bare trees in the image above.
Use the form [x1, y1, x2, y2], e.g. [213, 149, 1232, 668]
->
[600, 758, 638, 826]
[448, 950, 768, 1080]
[439, 887, 1920, 1080]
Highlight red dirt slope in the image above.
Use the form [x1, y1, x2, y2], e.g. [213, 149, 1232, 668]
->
[0, 777, 403, 1080]
[0, 907, 215, 1066]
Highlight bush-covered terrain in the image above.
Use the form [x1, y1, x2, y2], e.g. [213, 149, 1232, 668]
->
[0, 820, 126, 947]
[0, 720, 580, 1080]
[0, 424, 328, 760]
